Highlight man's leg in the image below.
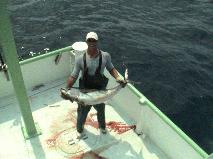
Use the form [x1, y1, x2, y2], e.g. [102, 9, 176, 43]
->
[93, 103, 106, 130]
[77, 104, 91, 133]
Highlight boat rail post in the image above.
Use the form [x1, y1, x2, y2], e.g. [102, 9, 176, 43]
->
[0, 0, 41, 139]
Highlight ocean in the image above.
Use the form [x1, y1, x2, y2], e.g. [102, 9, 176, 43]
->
[9, 0, 213, 153]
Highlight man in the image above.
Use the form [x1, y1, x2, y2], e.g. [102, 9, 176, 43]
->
[66, 32, 126, 138]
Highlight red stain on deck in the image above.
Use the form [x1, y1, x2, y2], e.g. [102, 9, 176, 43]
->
[46, 108, 136, 158]
[63, 109, 77, 128]
[85, 113, 99, 129]
[63, 110, 136, 134]
[106, 121, 136, 134]
[46, 129, 67, 148]
[64, 110, 99, 129]
[86, 114, 136, 134]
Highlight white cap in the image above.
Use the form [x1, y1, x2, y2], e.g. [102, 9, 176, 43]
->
[86, 32, 98, 41]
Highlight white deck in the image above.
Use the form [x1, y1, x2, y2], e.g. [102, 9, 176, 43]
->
[0, 78, 169, 159]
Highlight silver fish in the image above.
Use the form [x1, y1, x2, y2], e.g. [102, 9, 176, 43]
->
[60, 84, 124, 106]
[61, 69, 128, 106]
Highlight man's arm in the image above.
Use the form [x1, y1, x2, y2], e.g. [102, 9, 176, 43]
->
[66, 76, 77, 89]
[106, 53, 126, 87]
[109, 68, 120, 79]
[109, 68, 127, 88]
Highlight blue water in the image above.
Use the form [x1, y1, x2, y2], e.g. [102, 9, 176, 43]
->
[9, 0, 213, 153]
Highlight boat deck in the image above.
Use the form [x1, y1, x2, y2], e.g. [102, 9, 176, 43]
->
[0, 78, 169, 159]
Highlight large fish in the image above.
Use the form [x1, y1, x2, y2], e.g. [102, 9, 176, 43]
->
[60, 69, 128, 106]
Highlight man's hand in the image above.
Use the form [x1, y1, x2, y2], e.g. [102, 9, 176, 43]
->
[116, 76, 127, 88]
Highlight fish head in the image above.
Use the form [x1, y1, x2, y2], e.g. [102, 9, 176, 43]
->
[60, 88, 71, 100]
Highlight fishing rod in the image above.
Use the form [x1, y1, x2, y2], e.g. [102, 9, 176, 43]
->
[0, 53, 10, 81]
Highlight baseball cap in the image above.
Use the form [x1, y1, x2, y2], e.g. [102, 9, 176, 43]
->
[86, 32, 98, 41]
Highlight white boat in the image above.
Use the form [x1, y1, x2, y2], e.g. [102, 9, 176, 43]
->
[0, 1, 211, 159]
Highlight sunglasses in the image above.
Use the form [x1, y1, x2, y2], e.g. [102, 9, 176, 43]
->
[87, 39, 97, 42]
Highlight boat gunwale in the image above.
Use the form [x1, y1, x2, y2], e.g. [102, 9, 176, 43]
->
[18, 46, 209, 158]
[19, 46, 73, 66]
[129, 84, 209, 158]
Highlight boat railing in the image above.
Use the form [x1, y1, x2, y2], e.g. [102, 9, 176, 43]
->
[0, 46, 73, 98]
[19, 46, 73, 66]
[127, 83, 208, 159]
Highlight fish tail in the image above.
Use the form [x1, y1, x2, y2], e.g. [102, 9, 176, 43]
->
[122, 63, 128, 82]
[124, 68, 128, 82]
